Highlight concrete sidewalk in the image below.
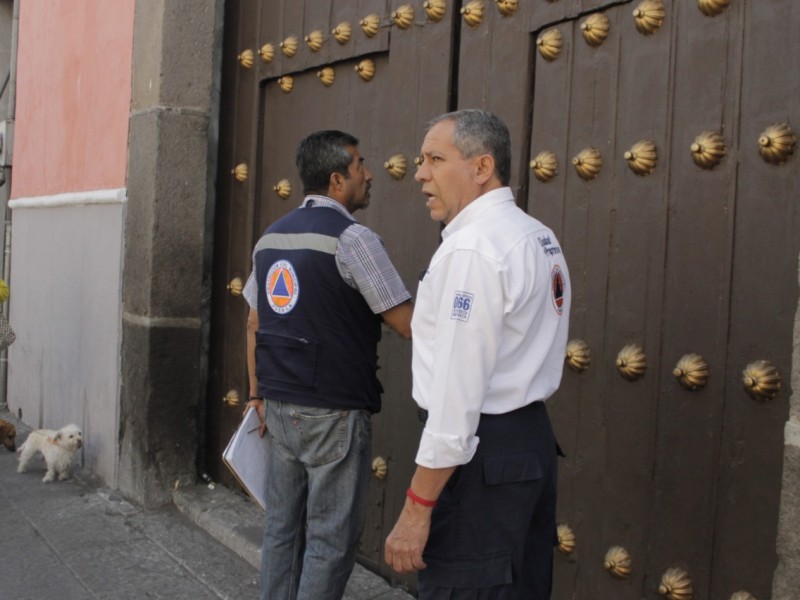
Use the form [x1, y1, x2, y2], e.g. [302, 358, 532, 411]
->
[0, 412, 413, 600]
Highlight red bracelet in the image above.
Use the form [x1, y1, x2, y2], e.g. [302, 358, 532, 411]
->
[406, 487, 437, 508]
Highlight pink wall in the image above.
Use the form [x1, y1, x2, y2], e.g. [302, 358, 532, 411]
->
[11, 0, 135, 198]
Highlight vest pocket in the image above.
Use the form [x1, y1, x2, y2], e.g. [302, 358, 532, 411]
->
[257, 332, 318, 388]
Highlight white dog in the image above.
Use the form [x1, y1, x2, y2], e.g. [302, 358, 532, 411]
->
[17, 424, 83, 482]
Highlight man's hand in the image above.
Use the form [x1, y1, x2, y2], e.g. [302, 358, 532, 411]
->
[384, 499, 432, 573]
[245, 398, 267, 437]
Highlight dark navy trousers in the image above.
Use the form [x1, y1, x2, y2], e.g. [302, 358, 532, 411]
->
[418, 401, 558, 600]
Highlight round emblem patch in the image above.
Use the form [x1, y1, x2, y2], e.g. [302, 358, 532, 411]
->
[266, 260, 299, 314]
[551, 265, 565, 315]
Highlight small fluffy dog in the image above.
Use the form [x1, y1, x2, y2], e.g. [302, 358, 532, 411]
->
[17, 423, 83, 482]
[0, 418, 16, 451]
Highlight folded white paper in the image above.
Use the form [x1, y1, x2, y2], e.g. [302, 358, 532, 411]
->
[222, 406, 270, 510]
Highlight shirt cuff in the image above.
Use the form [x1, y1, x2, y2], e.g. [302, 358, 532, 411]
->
[415, 428, 479, 468]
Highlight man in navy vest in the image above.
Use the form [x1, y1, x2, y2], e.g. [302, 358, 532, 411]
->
[243, 130, 413, 600]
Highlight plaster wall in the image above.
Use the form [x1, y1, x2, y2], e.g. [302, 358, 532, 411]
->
[11, 0, 134, 197]
[7, 192, 124, 484]
[6, 0, 135, 487]
[0, 0, 12, 120]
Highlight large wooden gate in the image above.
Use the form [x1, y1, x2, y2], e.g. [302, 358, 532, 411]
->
[207, 1, 799, 598]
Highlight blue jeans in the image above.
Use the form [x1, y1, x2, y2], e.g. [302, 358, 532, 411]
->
[260, 400, 372, 600]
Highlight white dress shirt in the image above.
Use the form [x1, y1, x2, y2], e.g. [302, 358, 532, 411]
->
[412, 187, 571, 469]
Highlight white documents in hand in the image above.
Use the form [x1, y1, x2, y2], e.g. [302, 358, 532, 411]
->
[222, 406, 270, 510]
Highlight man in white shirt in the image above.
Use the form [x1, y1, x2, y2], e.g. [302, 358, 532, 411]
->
[384, 110, 570, 599]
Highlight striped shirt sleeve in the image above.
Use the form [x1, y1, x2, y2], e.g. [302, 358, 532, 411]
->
[337, 223, 412, 314]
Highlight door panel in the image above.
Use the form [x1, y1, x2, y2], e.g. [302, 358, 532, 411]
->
[714, 2, 800, 597]
[210, 1, 799, 597]
[206, 0, 263, 491]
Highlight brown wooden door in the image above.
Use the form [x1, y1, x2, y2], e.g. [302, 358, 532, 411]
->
[208, 1, 799, 597]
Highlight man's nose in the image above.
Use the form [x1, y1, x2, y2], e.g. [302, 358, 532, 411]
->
[414, 163, 427, 182]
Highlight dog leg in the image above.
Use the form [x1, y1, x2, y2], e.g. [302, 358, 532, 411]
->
[17, 444, 33, 473]
[42, 469, 56, 483]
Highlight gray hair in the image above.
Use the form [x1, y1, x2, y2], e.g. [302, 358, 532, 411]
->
[427, 109, 511, 186]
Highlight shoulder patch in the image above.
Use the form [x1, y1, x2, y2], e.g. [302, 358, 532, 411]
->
[266, 260, 300, 314]
[551, 265, 566, 315]
[451, 291, 474, 322]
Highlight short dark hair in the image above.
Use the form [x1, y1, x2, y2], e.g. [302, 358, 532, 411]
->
[428, 109, 512, 186]
[295, 130, 359, 195]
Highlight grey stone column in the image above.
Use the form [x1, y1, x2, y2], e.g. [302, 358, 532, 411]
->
[119, 0, 224, 507]
[772, 253, 800, 597]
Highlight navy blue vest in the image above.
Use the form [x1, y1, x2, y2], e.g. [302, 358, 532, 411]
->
[254, 205, 383, 412]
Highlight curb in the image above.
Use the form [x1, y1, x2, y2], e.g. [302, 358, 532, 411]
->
[173, 481, 414, 600]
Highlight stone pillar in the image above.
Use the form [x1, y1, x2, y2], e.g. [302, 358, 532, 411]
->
[118, 0, 223, 507]
[772, 253, 800, 597]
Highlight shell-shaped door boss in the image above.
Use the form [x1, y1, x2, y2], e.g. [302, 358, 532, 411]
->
[393, 4, 414, 29]
[223, 390, 240, 408]
[355, 59, 376, 82]
[232, 163, 248, 182]
[384, 154, 408, 180]
[556, 523, 576, 555]
[280, 35, 298, 57]
[742, 359, 781, 401]
[690, 131, 726, 169]
[278, 76, 294, 93]
[581, 13, 610, 47]
[237, 49, 254, 69]
[604, 546, 632, 579]
[537, 28, 563, 61]
[332, 22, 352, 45]
[424, 0, 447, 22]
[227, 277, 243, 296]
[530, 151, 558, 183]
[317, 66, 335, 87]
[758, 123, 796, 165]
[371, 456, 388, 480]
[697, 0, 731, 17]
[616, 344, 647, 381]
[572, 148, 602, 180]
[565, 339, 591, 373]
[729, 592, 756, 600]
[658, 567, 693, 600]
[633, 0, 665, 35]
[360, 13, 381, 37]
[496, 0, 519, 18]
[461, 1, 485, 28]
[624, 139, 658, 175]
[273, 178, 292, 199]
[259, 43, 275, 63]
[672, 353, 710, 390]
[305, 30, 324, 52]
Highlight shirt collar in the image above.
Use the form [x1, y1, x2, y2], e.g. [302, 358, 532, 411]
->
[441, 187, 515, 239]
[302, 195, 356, 221]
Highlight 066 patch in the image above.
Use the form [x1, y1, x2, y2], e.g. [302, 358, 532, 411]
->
[551, 265, 565, 315]
[451, 291, 474, 322]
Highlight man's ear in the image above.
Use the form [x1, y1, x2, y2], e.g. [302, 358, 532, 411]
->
[328, 172, 343, 197]
[475, 154, 496, 185]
